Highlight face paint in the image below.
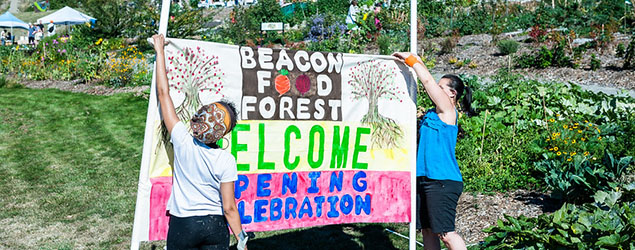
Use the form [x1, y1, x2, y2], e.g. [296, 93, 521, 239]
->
[190, 103, 231, 144]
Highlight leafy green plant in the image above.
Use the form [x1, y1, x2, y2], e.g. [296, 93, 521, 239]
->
[616, 43, 626, 58]
[590, 53, 601, 71]
[377, 34, 391, 55]
[478, 190, 635, 249]
[497, 40, 519, 56]
[534, 151, 632, 203]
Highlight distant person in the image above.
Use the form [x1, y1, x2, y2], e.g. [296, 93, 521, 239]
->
[346, 0, 359, 30]
[47, 20, 55, 37]
[152, 34, 249, 250]
[35, 25, 43, 44]
[6, 31, 12, 45]
[1, 30, 5, 46]
[37, 20, 45, 33]
[28, 24, 36, 45]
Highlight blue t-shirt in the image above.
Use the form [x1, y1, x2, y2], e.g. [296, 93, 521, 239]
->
[28, 27, 35, 37]
[416, 109, 462, 182]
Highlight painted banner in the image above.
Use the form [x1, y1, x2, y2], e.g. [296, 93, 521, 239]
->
[131, 38, 418, 248]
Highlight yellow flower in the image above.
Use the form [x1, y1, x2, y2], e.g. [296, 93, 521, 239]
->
[564, 140, 568, 144]
[598, 136, 602, 140]
[554, 147, 559, 151]
[584, 120, 588, 123]
[549, 148, 554, 151]
[578, 130, 583, 133]
[596, 128, 601, 133]
[574, 123, 579, 126]
[363, 13, 369, 21]
[572, 139, 576, 144]
[584, 152, 589, 156]
[563, 125, 568, 129]
[567, 158, 572, 161]
[549, 118, 555, 122]
[556, 114, 560, 116]
[546, 138, 550, 142]
[563, 151, 568, 155]
[557, 152, 562, 156]
[581, 137, 586, 141]
[571, 152, 577, 156]
[552, 132, 558, 137]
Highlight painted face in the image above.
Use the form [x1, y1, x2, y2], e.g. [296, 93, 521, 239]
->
[190, 103, 232, 145]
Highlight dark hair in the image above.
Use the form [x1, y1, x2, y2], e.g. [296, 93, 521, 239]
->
[217, 100, 238, 132]
[441, 74, 477, 117]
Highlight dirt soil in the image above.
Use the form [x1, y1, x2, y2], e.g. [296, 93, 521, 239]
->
[20, 79, 150, 97]
[425, 33, 635, 89]
[455, 190, 558, 245]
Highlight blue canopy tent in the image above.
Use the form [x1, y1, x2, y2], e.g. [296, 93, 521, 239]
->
[0, 11, 29, 43]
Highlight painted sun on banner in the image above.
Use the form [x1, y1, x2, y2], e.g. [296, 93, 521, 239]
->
[131, 38, 418, 247]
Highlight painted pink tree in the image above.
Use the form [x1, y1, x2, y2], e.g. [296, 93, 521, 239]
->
[159, 46, 225, 144]
[167, 46, 225, 122]
[349, 60, 406, 148]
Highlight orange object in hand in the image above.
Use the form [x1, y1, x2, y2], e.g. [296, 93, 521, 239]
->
[405, 55, 420, 67]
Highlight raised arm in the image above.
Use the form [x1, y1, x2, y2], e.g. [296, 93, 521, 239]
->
[393, 52, 456, 116]
[152, 34, 180, 133]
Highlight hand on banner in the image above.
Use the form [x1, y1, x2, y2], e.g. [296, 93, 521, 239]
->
[151, 34, 169, 54]
[392, 52, 423, 67]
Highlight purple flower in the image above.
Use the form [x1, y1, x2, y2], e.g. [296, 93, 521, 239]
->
[57, 49, 61, 53]
[61, 49, 66, 53]
[53, 40, 58, 44]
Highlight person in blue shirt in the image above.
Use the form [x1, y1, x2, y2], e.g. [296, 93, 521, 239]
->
[28, 24, 36, 45]
[394, 52, 476, 250]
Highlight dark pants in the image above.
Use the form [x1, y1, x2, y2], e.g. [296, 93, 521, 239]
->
[29, 36, 34, 44]
[417, 176, 463, 234]
[167, 214, 229, 250]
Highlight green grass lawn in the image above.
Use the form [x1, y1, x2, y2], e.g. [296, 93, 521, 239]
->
[0, 87, 420, 249]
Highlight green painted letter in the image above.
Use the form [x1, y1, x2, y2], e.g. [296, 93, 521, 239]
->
[330, 126, 350, 169]
[284, 125, 301, 170]
[308, 125, 325, 169]
[352, 127, 370, 169]
[258, 123, 275, 170]
[231, 123, 250, 171]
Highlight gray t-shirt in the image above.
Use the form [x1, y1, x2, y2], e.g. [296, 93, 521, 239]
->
[166, 122, 238, 217]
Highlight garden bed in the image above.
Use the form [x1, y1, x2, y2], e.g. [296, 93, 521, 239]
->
[424, 34, 635, 90]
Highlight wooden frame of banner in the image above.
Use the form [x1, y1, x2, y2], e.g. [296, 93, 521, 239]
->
[131, 0, 419, 249]
[409, 1, 418, 249]
[130, 0, 171, 249]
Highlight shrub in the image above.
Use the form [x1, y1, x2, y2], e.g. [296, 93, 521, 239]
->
[624, 38, 635, 69]
[479, 190, 635, 249]
[377, 34, 391, 55]
[439, 37, 457, 54]
[615, 43, 626, 58]
[529, 25, 548, 42]
[590, 53, 601, 71]
[515, 42, 572, 69]
[497, 39, 519, 55]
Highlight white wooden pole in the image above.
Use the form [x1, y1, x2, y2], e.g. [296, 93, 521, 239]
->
[410, 0, 418, 54]
[409, 0, 418, 249]
[130, 0, 171, 249]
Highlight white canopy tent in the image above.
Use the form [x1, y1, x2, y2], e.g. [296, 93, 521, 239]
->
[37, 6, 96, 25]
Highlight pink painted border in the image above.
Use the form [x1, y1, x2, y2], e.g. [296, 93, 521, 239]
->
[149, 176, 172, 241]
